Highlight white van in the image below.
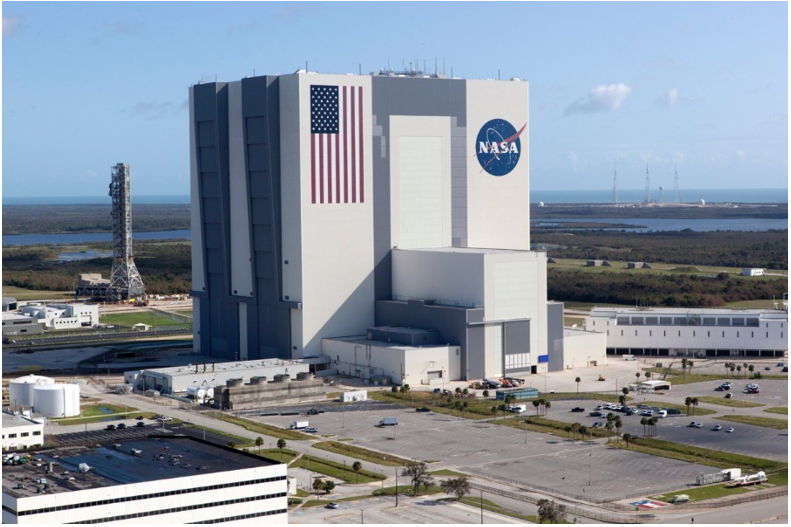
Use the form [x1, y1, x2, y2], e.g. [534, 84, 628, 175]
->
[657, 410, 668, 418]
[623, 354, 636, 361]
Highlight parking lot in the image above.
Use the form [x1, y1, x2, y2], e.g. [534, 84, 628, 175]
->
[254, 403, 708, 502]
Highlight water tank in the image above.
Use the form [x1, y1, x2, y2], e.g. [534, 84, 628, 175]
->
[250, 376, 267, 385]
[186, 386, 206, 399]
[204, 387, 214, 399]
[273, 374, 291, 383]
[9, 375, 55, 407]
[296, 372, 313, 381]
[33, 384, 80, 417]
[226, 378, 244, 388]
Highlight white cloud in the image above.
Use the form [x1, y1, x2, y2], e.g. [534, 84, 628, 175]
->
[3, 15, 21, 36]
[657, 88, 679, 108]
[564, 83, 632, 117]
[735, 149, 746, 161]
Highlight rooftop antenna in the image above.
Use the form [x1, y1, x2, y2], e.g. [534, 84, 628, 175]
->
[612, 163, 619, 205]
[644, 163, 650, 203]
[674, 164, 681, 203]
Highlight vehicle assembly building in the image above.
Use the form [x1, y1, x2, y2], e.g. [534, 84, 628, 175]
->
[585, 307, 788, 358]
[189, 68, 569, 382]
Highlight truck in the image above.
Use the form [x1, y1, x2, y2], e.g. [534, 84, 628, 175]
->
[726, 471, 767, 487]
[290, 421, 309, 430]
[379, 417, 398, 426]
[508, 404, 527, 413]
[623, 354, 636, 361]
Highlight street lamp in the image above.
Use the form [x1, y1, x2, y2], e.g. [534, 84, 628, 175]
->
[480, 490, 484, 524]
[395, 468, 399, 507]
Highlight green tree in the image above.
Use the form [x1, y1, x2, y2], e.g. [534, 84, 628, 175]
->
[255, 436, 264, 453]
[685, 397, 692, 416]
[645, 371, 652, 380]
[440, 476, 471, 500]
[277, 438, 287, 462]
[605, 421, 614, 438]
[691, 397, 699, 416]
[312, 478, 325, 493]
[640, 417, 648, 436]
[537, 499, 566, 524]
[391, 386, 398, 393]
[544, 400, 551, 415]
[622, 387, 630, 397]
[227, 440, 236, 449]
[570, 422, 581, 440]
[681, 358, 688, 378]
[578, 425, 588, 442]
[748, 364, 754, 375]
[564, 425, 572, 440]
[688, 360, 694, 375]
[532, 399, 541, 416]
[635, 371, 641, 383]
[352, 461, 362, 484]
[575, 377, 581, 394]
[455, 387, 462, 395]
[323, 480, 336, 494]
[402, 461, 434, 496]
[499, 403, 508, 420]
[482, 389, 489, 398]
[454, 400, 464, 417]
[614, 416, 623, 436]
[651, 417, 659, 436]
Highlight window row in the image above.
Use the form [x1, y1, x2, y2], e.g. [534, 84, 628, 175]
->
[608, 330, 782, 339]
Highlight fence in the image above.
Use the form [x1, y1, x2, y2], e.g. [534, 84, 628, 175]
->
[672, 487, 788, 510]
[469, 482, 656, 524]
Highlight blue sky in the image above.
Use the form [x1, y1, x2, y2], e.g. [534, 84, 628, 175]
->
[2, 2, 787, 198]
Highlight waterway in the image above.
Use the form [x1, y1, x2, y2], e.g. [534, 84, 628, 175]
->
[534, 218, 788, 232]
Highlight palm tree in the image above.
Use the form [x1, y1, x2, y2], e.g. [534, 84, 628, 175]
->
[743, 363, 748, 378]
[737, 365, 742, 377]
[650, 417, 659, 436]
[255, 436, 264, 453]
[724, 363, 730, 378]
[645, 371, 652, 380]
[605, 421, 614, 438]
[681, 357, 688, 378]
[688, 360, 694, 375]
[623, 433, 633, 449]
[622, 387, 630, 397]
[570, 422, 581, 440]
[490, 406, 498, 420]
[691, 397, 699, 416]
[685, 397, 692, 416]
[462, 400, 469, 418]
[578, 425, 588, 442]
[532, 399, 541, 416]
[575, 377, 581, 394]
[454, 401, 464, 417]
[499, 403, 508, 420]
[619, 394, 627, 406]
[748, 364, 754, 375]
[277, 438, 287, 462]
[640, 417, 648, 436]
[564, 425, 572, 440]
[352, 461, 362, 483]
[730, 364, 736, 377]
[614, 416, 623, 437]
[544, 400, 551, 415]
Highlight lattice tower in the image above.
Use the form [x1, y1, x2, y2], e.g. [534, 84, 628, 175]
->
[107, 163, 145, 303]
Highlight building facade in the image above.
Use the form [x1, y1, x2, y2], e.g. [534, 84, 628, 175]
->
[1, 413, 44, 451]
[17, 303, 99, 330]
[190, 70, 558, 380]
[585, 307, 788, 358]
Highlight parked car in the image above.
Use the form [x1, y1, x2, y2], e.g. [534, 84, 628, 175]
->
[667, 409, 682, 415]
[136, 421, 147, 428]
[765, 366, 771, 371]
[715, 386, 725, 391]
[433, 388, 442, 394]
[688, 422, 701, 428]
[784, 367, 789, 372]
[303, 427, 319, 433]
[726, 427, 735, 433]
[326, 502, 339, 509]
[589, 411, 603, 417]
[156, 416, 173, 422]
[106, 424, 117, 431]
[591, 422, 603, 428]
[777, 362, 785, 367]
[571, 407, 585, 413]
[693, 423, 703, 428]
[306, 408, 320, 415]
[725, 393, 734, 399]
[712, 425, 723, 431]
[117, 423, 127, 429]
[135, 415, 145, 420]
[416, 407, 431, 412]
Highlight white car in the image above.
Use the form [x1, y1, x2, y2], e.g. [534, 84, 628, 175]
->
[712, 425, 723, 431]
[326, 502, 339, 509]
[726, 427, 734, 433]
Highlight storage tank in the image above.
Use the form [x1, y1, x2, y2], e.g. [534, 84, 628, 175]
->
[273, 374, 291, 383]
[250, 376, 267, 385]
[296, 372, 314, 381]
[9, 375, 55, 407]
[186, 386, 206, 399]
[33, 383, 80, 417]
[226, 378, 244, 388]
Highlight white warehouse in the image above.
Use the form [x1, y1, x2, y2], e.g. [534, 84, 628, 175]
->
[585, 307, 788, 358]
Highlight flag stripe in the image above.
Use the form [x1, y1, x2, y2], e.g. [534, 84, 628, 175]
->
[310, 84, 363, 205]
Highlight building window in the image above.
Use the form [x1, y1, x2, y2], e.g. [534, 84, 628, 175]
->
[722, 331, 725, 338]
[737, 331, 739, 337]
[678, 331, 681, 337]
[663, 330, 666, 337]
[621, 330, 623, 336]
[606, 330, 609, 336]
[635, 330, 638, 336]
[21, 432, 29, 437]
[751, 332, 754, 338]
[649, 331, 652, 337]
[693, 331, 696, 337]
[33, 431, 41, 436]
[766, 332, 769, 338]
[8, 434, 17, 438]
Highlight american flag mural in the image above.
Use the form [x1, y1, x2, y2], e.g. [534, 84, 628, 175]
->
[310, 85, 364, 204]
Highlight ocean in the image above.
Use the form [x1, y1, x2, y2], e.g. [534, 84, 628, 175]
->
[2, 188, 787, 205]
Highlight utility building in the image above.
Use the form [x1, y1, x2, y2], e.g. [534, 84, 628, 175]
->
[189, 69, 562, 381]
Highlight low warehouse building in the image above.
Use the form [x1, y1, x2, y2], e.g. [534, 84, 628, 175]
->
[212, 373, 325, 410]
[2, 412, 44, 451]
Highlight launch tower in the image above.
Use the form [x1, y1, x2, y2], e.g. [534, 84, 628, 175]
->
[107, 163, 146, 303]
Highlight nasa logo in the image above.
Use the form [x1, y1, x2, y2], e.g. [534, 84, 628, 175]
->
[475, 119, 526, 176]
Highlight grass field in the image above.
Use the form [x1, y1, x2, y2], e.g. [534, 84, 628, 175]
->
[495, 415, 615, 440]
[253, 447, 300, 464]
[430, 469, 470, 477]
[695, 395, 764, 408]
[100, 311, 187, 327]
[763, 407, 788, 415]
[206, 412, 314, 440]
[0, 286, 73, 301]
[458, 496, 542, 523]
[311, 441, 418, 467]
[610, 437, 787, 472]
[291, 454, 385, 484]
[714, 415, 788, 430]
[651, 483, 755, 503]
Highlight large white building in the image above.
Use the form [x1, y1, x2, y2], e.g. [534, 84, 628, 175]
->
[17, 302, 99, 330]
[189, 69, 567, 381]
[2, 413, 44, 451]
[585, 307, 788, 358]
[2, 435, 287, 524]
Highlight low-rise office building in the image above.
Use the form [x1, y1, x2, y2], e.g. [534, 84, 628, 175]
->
[1, 413, 44, 451]
[585, 307, 788, 358]
[2, 435, 287, 524]
[17, 303, 99, 330]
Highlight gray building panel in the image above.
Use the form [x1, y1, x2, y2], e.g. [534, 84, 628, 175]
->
[547, 302, 565, 372]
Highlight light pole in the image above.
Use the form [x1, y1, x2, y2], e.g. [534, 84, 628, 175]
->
[361, 509, 364, 524]
[395, 468, 399, 507]
[480, 490, 484, 524]
[588, 435, 592, 486]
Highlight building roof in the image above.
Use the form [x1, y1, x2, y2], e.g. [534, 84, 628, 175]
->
[589, 307, 786, 317]
[396, 247, 529, 255]
[641, 380, 671, 387]
[141, 358, 312, 378]
[2, 413, 44, 429]
[324, 335, 454, 352]
[2, 313, 36, 322]
[2, 435, 279, 499]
